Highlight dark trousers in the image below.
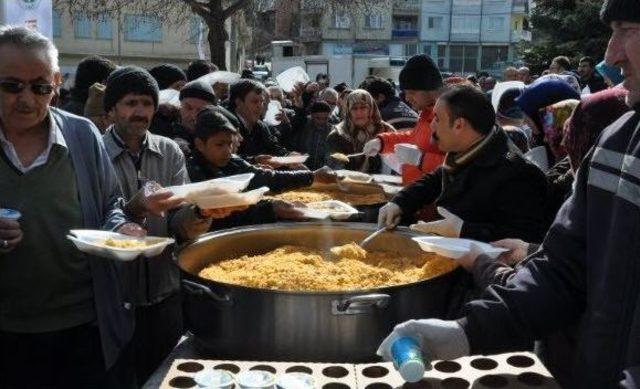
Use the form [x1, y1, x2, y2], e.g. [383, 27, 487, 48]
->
[133, 292, 183, 387]
[0, 322, 135, 389]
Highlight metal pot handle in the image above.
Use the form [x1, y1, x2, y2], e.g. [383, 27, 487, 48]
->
[332, 293, 390, 315]
[182, 279, 232, 306]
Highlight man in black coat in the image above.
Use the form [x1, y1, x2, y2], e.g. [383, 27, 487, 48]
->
[578, 56, 608, 94]
[378, 85, 547, 243]
[377, 1, 640, 387]
[229, 79, 291, 165]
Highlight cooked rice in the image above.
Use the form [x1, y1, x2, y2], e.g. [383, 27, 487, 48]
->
[198, 243, 457, 291]
[269, 188, 386, 206]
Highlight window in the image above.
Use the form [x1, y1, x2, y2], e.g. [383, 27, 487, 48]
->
[331, 10, 351, 29]
[52, 10, 62, 38]
[427, 16, 443, 30]
[487, 16, 504, 32]
[437, 45, 447, 69]
[73, 12, 92, 39]
[393, 16, 417, 30]
[423, 44, 432, 56]
[464, 45, 478, 72]
[96, 13, 112, 40]
[124, 14, 162, 42]
[365, 13, 383, 29]
[405, 44, 418, 57]
[449, 45, 478, 73]
[188, 16, 202, 44]
[481, 45, 509, 69]
[451, 15, 480, 34]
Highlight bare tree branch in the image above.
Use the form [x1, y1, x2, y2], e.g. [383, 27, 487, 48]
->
[181, 0, 211, 18]
[223, 0, 252, 20]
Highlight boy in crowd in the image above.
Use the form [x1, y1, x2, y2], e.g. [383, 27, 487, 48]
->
[187, 107, 337, 228]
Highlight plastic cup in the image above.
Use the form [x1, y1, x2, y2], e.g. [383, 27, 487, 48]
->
[0, 208, 21, 221]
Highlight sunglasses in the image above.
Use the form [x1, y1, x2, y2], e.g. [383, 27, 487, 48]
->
[0, 79, 56, 95]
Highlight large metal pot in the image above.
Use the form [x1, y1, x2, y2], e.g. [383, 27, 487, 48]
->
[177, 222, 465, 363]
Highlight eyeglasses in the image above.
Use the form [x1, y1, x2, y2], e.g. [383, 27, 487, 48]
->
[0, 79, 56, 95]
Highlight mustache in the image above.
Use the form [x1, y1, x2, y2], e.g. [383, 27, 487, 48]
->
[129, 116, 149, 123]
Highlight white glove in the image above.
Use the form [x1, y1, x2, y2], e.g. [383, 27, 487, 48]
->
[377, 319, 470, 364]
[377, 202, 403, 229]
[410, 207, 463, 237]
[395, 143, 423, 166]
[363, 138, 382, 157]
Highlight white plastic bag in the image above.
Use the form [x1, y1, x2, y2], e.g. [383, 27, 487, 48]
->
[276, 66, 310, 93]
[264, 100, 282, 126]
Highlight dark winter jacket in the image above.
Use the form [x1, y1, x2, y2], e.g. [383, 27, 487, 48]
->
[186, 151, 313, 230]
[580, 72, 608, 94]
[392, 127, 548, 243]
[186, 151, 314, 193]
[379, 96, 418, 131]
[234, 114, 289, 162]
[460, 110, 640, 388]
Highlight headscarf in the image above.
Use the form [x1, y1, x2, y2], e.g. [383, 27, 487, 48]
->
[336, 89, 388, 149]
[541, 99, 580, 160]
[564, 88, 630, 170]
[516, 78, 580, 141]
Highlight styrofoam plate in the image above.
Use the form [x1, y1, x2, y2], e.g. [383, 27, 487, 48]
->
[269, 155, 309, 165]
[166, 173, 255, 200]
[306, 200, 359, 220]
[411, 236, 509, 259]
[372, 174, 402, 185]
[193, 187, 269, 209]
[337, 170, 373, 183]
[67, 230, 174, 261]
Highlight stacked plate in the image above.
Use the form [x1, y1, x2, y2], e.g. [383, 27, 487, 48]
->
[167, 173, 267, 210]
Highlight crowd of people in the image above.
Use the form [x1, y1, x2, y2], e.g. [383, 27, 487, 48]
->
[0, 0, 638, 387]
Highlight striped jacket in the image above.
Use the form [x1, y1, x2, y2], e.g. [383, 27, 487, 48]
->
[461, 110, 640, 388]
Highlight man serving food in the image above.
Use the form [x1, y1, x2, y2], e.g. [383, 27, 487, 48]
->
[378, 85, 547, 243]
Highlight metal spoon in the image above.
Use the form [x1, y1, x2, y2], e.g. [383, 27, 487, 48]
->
[359, 226, 388, 250]
[330, 152, 364, 163]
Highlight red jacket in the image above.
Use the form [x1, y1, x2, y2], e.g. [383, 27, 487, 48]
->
[377, 109, 445, 185]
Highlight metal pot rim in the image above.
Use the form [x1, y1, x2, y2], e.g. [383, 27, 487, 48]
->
[176, 222, 461, 296]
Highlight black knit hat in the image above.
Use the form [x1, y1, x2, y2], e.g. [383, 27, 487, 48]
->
[179, 80, 217, 104]
[72, 55, 116, 102]
[399, 54, 443, 92]
[601, 0, 640, 24]
[310, 101, 332, 114]
[104, 66, 159, 112]
[149, 64, 187, 90]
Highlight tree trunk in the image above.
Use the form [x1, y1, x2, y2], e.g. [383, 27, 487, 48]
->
[207, 16, 228, 70]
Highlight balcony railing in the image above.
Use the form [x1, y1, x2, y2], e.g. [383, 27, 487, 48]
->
[300, 26, 322, 40]
[392, 29, 419, 38]
[511, 30, 532, 42]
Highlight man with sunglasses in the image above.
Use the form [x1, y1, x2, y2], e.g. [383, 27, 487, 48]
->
[0, 26, 143, 388]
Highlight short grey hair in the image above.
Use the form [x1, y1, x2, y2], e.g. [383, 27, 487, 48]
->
[320, 87, 338, 101]
[0, 25, 59, 72]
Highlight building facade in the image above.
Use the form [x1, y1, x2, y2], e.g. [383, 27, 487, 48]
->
[296, 0, 531, 77]
[50, 5, 247, 80]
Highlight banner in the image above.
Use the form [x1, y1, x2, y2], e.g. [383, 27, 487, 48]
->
[1, 0, 53, 38]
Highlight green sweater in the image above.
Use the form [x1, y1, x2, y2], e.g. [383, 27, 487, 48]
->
[0, 145, 95, 332]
